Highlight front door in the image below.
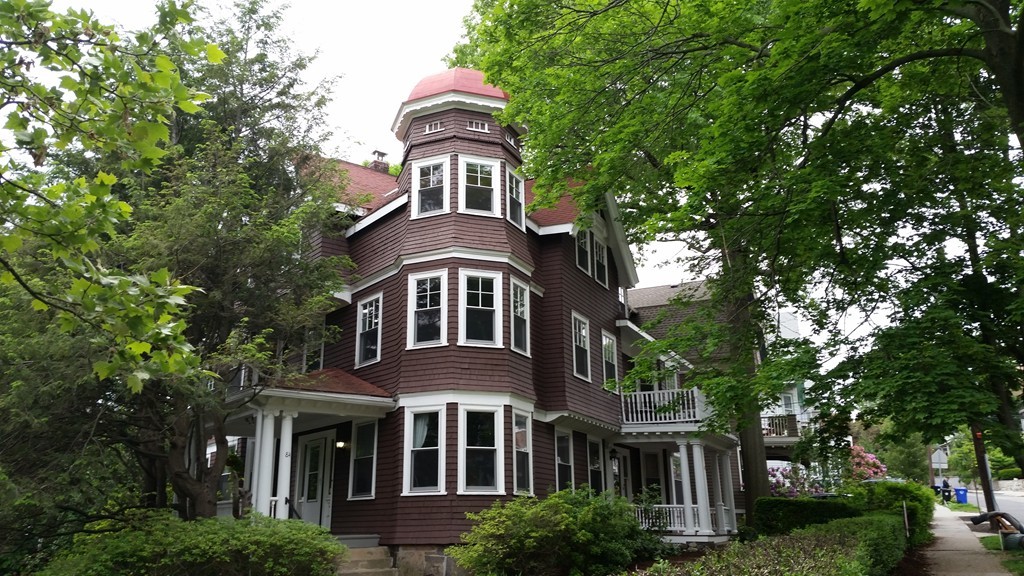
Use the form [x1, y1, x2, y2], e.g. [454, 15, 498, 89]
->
[298, 431, 334, 527]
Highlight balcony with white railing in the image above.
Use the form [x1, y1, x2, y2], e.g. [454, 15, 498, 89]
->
[621, 388, 708, 427]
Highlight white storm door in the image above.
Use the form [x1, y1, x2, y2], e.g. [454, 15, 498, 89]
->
[298, 431, 333, 527]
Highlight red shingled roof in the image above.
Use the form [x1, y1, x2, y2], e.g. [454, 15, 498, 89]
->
[406, 68, 508, 103]
[280, 367, 391, 398]
[525, 179, 580, 227]
[332, 159, 398, 213]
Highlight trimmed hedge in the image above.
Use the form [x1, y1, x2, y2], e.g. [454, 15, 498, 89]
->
[752, 497, 862, 536]
[798, 514, 907, 576]
[632, 513, 907, 576]
[996, 468, 1022, 481]
[38, 513, 346, 576]
[854, 481, 934, 546]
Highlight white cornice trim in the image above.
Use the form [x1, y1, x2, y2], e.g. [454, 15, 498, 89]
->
[615, 319, 695, 369]
[397, 390, 535, 413]
[346, 193, 409, 238]
[392, 92, 507, 140]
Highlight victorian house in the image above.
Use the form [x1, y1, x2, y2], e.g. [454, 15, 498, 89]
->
[223, 68, 741, 575]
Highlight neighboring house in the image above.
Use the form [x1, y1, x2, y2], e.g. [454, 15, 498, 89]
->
[222, 68, 739, 576]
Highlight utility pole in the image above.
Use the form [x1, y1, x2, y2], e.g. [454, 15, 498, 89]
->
[970, 424, 998, 514]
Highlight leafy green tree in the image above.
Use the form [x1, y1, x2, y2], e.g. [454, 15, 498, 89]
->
[0, 0, 219, 389]
[453, 0, 1024, 513]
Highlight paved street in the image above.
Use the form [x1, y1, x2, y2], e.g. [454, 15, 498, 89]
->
[974, 489, 1024, 521]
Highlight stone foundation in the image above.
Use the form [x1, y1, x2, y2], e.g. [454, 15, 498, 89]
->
[394, 545, 468, 576]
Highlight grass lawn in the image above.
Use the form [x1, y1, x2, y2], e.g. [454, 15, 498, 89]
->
[946, 502, 981, 513]
[980, 535, 1024, 575]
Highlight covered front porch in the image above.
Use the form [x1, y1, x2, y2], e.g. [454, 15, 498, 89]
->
[222, 368, 395, 544]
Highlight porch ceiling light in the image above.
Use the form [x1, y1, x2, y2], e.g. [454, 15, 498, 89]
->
[335, 441, 348, 449]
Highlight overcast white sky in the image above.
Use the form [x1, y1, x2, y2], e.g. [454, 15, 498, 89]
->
[49, 0, 683, 286]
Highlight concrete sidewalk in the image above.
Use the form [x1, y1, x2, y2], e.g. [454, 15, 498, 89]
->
[927, 504, 1012, 575]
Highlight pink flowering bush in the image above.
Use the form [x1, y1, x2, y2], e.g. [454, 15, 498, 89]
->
[849, 445, 887, 481]
[767, 466, 825, 497]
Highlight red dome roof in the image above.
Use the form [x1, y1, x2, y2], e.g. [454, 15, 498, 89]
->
[405, 68, 508, 102]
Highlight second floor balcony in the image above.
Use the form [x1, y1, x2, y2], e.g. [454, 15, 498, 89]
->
[621, 388, 708, 426]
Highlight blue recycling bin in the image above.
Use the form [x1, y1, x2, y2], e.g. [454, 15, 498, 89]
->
[955, 487, 968, 504]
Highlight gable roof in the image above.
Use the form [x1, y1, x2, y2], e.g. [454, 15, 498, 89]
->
[629, 281, 709, 309]
[526, 179, 579, 227]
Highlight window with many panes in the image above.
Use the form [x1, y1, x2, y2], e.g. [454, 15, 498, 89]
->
[349, 421, 377, 498]
[356, 294, 381, 366]
[467, 120, 489, 132]
[588, 439, 604, 491]
[507, 171, 525, 229]
[412, 157, 448, 217]
[572, 312, 590, 381]
[407, 271, 447, 348]
[460, 408, 502, 493]
[459, 156, 500, 216]
[513, 412, 532, 494]
[459, 270, 502, 346]
[406, 409, 443, 494]
[510, 278, 529, 355]
[593, 239, 608, 287]
[602, 330, 618, 390]
[576, 230, 591, 274]
[555, 430, 573, 490]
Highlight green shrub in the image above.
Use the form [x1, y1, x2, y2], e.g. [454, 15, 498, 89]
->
[798, 514, 907, 576]
[752, 497, 862, 535]
[37, 512, 345, 576]
[445, 487, 665, 576]
[854, 481, 934, 546]
[996, 468, 1022, 481]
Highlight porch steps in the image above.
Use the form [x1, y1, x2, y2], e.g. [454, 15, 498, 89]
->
[336, 546, 397, 576]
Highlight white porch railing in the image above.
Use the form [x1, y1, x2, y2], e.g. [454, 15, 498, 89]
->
[634, 504, 722, 534]
[621, 389, 706, 425]
[761, 414, 799, 437]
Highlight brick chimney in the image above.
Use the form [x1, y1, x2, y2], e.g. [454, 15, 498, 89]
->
[368, 150, 390, 174]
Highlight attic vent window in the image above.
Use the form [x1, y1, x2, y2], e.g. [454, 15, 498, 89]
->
[425, 121, 444, 134]
[505, 133, 519, 148]
[467, 120, 489, 133]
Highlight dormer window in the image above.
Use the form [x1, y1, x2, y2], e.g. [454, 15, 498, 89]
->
[424, 120, 444, 134]
[458, 155, 500, 217]
[505, 132, 519, 149]
[411, 155, 450, 218]
[467, 120, 489, 132]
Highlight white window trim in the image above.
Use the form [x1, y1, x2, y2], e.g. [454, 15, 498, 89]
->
[458, 405, 505, 495]
[411, 154, 450, 219]
[572, 311, 591, 382]
[458, 154, 501, 217]
[506, 169, 525, 231]
[354, 292, 383, 368]
[593, 238, 608, 287]
[402, 406, 446, 496]
[510, 277, 530, 356]
[424, 120, 444, 134]
[513, 411, 533, 495]
[458, 269, 503, 347]
[407, 270, 449, 349]
[348, 420, 378, 500]
[576, 229, 591, 275]
[601, 330, 618, 393]
[467, 120, 490, 132]
[555, 428, 574, 491]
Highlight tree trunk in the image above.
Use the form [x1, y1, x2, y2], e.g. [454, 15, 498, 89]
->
[970, 423, 998, 514]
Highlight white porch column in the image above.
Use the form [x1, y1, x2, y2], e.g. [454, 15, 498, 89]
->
[275, 412, 296, 519]
[710, 450, 727, 534]
[250, 409, 264, 497]
[255, 410, 277, 516]
[676, 441, 695, 533]
[720, 450, 738, 532]
[691, 441, 714, 535]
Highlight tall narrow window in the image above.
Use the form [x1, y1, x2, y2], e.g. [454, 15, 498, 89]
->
[555, 430, 573, 490]
[461, 409, 501, 493]
[511, 279, 529, 355]
[459, 270, 502, 346]
[513, 412, 531, 494]
[408, 410, 442, 493]
[593, 239, 608, 287]
[408, 271, 447, 348]
[602, 331, 618, 390]
[350, 422, 377, 498]
[572, 312, 590, 380]
[588, 439, 604, 491]
[507, 171, 525, 229]
[415, 162, 445, 216]
[576, 230, 591, 275]
[459, 156, 500, 216]
[356, 294, 381, 366]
